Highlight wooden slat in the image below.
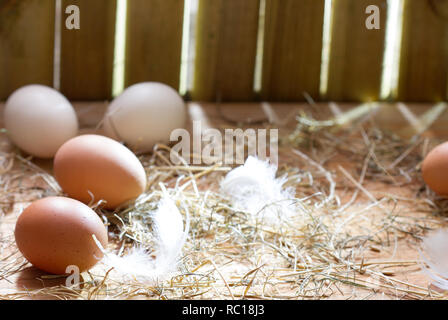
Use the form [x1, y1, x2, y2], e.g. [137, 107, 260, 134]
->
[326, 0, 387, 102]
[192, 0, 260, 102]
[261, 0, 325, 101]
[60, 0, 116, 100]
[0, 0, 55, 100]
[397, 0, 448, 102]
[125, 0, 184, 91]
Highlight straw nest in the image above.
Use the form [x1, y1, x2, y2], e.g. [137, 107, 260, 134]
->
[1, 102, 448, 300]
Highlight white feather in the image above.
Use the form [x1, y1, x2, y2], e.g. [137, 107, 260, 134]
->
[220, 156, 296, 223]
[95, 195, 189, 284]
[419, 229, 448, 290]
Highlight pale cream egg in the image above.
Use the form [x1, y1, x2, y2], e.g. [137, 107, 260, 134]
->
[103, 82, 187, 153]
[4, 84, 78, 158]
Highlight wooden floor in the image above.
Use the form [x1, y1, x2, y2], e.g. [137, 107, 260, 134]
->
[0, 101, 447, 299]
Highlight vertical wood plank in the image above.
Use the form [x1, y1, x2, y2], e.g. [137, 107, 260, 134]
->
[397, 0, 448, 102]
[0, 0, 55, 100]
[125, 0, 184, 91]
[326, 0, 387, 102]
[261, 0, 325, 101]
[60, 0, 116, 100]
[192, 0, 260, 102]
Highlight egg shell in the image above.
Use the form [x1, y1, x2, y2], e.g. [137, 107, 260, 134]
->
[14, 197, 108, 275]
[54, 134, 147, 209]
[422, 142, 448, 196]
[4, 84, 78, 158]
[103, 82, 187, 153]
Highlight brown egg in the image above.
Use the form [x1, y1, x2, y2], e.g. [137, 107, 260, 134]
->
[422, 142, 448, 196]
[14, 197, 108, 275]
[54, 134, 147, 209]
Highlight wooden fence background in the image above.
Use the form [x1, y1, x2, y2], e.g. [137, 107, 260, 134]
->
[0, 0, 447, 102]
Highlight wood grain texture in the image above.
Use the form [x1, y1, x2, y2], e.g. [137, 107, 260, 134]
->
[326, 0, 387, 102]
[60, 0, 116, 100]
[0, 0, 55, 100]
[125, 0, 184, 91]
[397, 0, 448, 102]
[192, 0, 260, 102]
[261, 0, 325, 101]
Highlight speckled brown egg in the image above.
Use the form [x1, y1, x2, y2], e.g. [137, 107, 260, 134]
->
[422, 142, 448, 196]
[54, 134, 147, 209]
[14, 197, 108, 275]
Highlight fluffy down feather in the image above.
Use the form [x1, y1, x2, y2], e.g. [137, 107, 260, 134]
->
[220, 156, 296, 223]
[94, 195, 189, 283]
[419, 229, 448, 291]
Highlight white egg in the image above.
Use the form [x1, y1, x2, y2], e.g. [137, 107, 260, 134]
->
[103, 82, 187, 153]
[4, 84, 78, 158]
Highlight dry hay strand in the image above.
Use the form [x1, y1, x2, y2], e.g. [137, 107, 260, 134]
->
[1, 104, 448, 300]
